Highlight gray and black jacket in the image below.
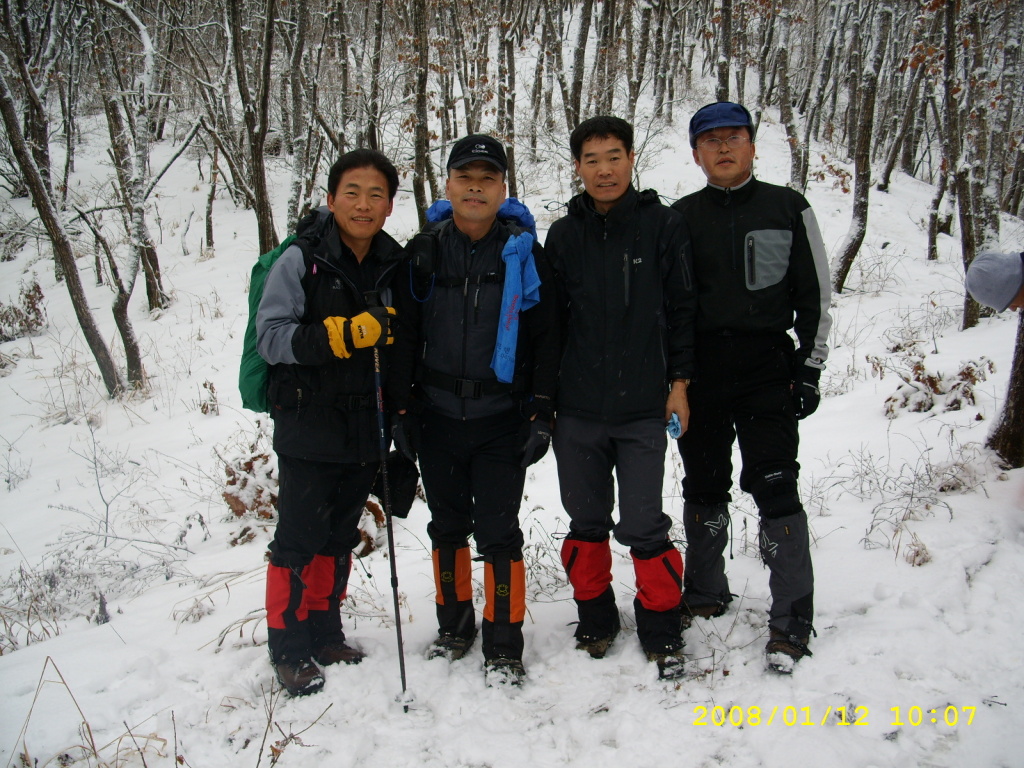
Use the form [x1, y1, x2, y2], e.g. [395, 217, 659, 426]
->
[256, 209, 410, 463]
[671, 176, 832, 376]
[398, 217, 560, 422]
[545, 186, 697, 423]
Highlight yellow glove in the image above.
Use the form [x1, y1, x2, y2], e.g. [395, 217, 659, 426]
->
[323, 307, 396, 359]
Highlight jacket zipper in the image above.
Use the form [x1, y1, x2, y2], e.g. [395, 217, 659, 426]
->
[622, 248, 630, 308]
[460, 244, 475, 420]
[746, 235, 756, 285]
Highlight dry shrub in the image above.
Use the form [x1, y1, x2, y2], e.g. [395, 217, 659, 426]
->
[868, 352, 995, 419]
[222, 450, 277, 520]
[0, 278, 46, 342]
[353, 498, 387, 557]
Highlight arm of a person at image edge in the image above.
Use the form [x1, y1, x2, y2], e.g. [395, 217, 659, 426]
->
[666, 380, 690, 435]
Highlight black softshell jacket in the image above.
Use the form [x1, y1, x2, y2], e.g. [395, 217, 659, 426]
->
[545, 187, 696, 422]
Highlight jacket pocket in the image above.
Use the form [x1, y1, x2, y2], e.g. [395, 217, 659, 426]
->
[745, 229, 791, 291]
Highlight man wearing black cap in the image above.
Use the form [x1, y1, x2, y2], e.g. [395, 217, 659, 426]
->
[392, 134, 559, 686]
[671, 102, 833, 674]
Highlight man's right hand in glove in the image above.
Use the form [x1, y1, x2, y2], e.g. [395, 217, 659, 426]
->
[323, 307, 396, 358]
[391, 412, 420, 462]
[520, 417, 552, 468]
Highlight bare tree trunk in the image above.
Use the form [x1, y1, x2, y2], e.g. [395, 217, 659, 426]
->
[0, 69, 124, 397]
[625, 0, 652, 125]
[926, 163, 948, 262]
[589, 0, 616, 116]
[831, 2, 891, 294]
[992, 5, 1021, 206]
[777, 10, 807, 192]
[987, 314, 1024, 468]
[366, 0, 386, 151]
[285, 0, 309, 232]
[92, 14, 168, 313]
[543, 0, 574, 136]
[715, 0, 732, 102]
[412, 0, 430, 226]
[877, 63, 925, 192]
[206, 146, 218, 252]
[568, 0, 594, 129]
[1006, 146, 1024, 216]
[529, 16, 547, 157]
[497, 0, 518, 197]
[228, 0, 279, 254]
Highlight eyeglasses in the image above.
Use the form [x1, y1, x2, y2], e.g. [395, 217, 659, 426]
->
[698, 135, 751, 150]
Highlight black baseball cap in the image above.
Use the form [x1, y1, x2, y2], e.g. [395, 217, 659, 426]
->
[447, 134, 507, 173]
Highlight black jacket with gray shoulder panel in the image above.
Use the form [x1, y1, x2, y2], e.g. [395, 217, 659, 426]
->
[255, 209, 411, 463]
[671, 176, 832, 375]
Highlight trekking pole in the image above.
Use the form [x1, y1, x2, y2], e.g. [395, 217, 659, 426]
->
[372, 347, 410, 712]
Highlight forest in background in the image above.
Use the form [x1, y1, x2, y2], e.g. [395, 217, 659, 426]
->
[1, 0, 1023, 455]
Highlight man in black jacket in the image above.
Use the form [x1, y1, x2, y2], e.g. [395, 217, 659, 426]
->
[545, 116, 696, 680]
[671, 101, 833, 674]
[256, 149, 410, 696]
[394, 134, 559, 686]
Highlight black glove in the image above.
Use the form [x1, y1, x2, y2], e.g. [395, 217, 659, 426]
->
[371, 450, 420, 519]
[391, 413, 420, 461]
[521, 418, 552, 468]
[791, 364, 821, 420]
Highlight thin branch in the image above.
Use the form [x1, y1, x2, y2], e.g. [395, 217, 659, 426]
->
[144, 119, 203, 201]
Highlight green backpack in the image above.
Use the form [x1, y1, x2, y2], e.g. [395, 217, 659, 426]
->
[239, 235, 297, 412]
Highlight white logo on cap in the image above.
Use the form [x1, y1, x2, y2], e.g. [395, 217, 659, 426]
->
[474, 144, 486, 151]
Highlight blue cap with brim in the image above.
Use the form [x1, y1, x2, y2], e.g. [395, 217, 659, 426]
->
[966, 251, 1024, 312]
[689, 102, 756, 148]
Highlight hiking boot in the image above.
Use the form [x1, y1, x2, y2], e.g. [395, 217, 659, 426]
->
[313, 641, 365, 667]
[274, 658, 325, 697]
[765, 629, 812, 674]
[680, 602, 727, 630]
[575, 629, 619, 659]
[646, 649, 687, 681]
[484, 657, 526, 687]
[427, 629, 477, 661]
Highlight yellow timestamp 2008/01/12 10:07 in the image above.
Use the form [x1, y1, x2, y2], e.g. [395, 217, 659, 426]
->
[692, 705, 977, 727]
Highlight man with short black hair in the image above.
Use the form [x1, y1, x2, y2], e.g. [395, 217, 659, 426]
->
[545, 115, 696, 680]
[256, 148, 410, 695]
[672, 101, 833, 674]
[394, 134, 559, 686]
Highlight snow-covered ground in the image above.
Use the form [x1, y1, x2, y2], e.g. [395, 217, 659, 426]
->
[2, 100, 1024, 768]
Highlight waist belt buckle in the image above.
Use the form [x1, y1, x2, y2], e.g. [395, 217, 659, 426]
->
[454, 378, 482, 399]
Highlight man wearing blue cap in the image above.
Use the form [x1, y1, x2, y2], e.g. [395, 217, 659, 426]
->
[671, 102, 833, 674]
[966, 252, 1024, 311]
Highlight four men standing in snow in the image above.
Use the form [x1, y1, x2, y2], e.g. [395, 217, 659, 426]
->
[254, 102, 832, 695]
